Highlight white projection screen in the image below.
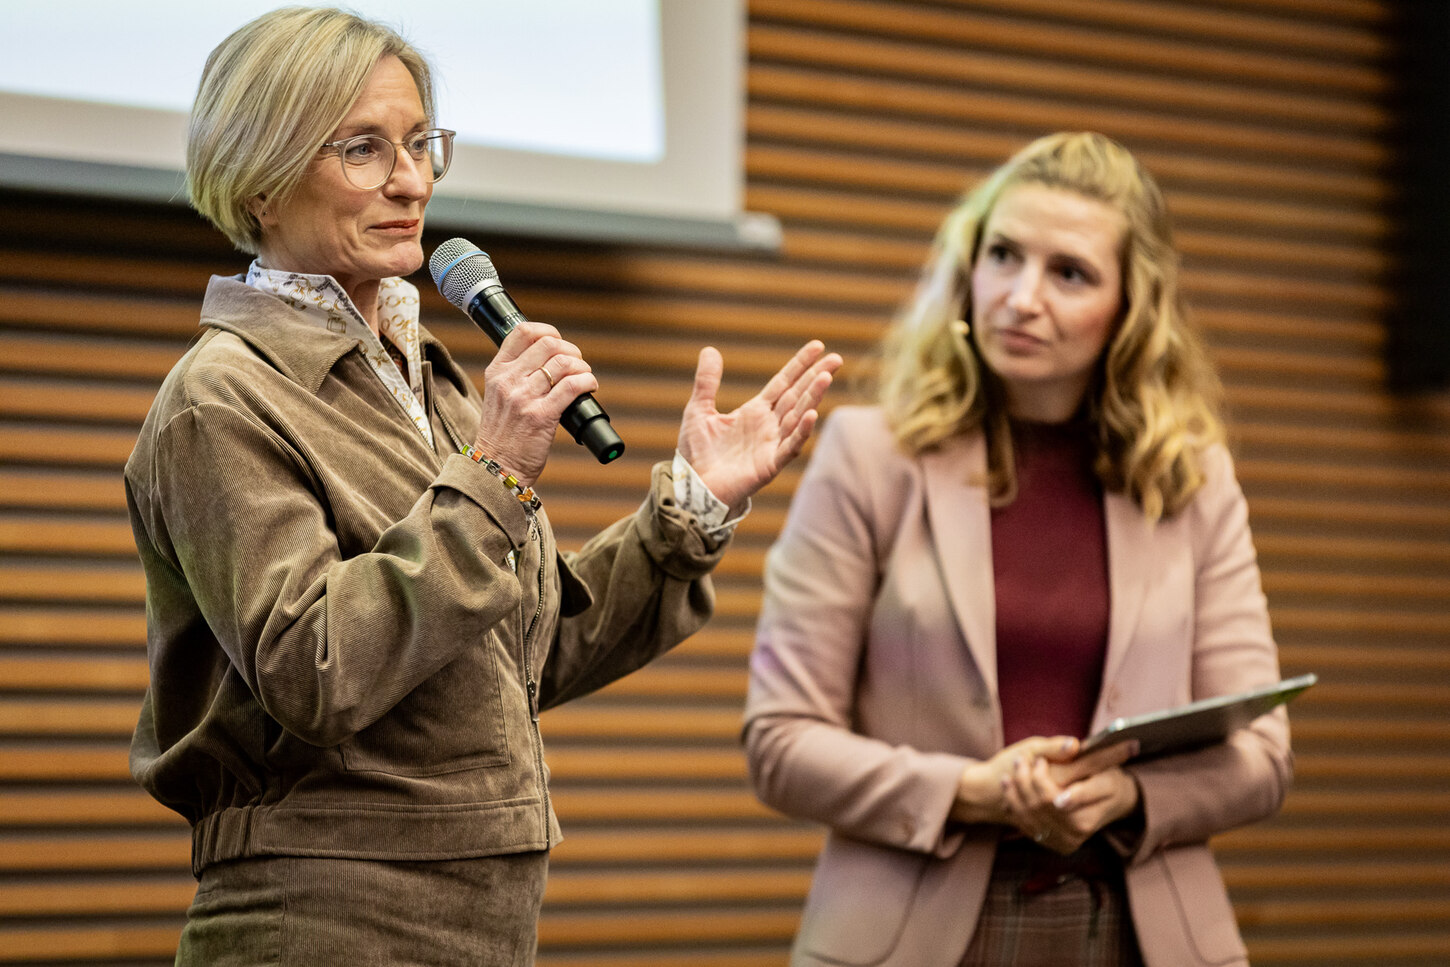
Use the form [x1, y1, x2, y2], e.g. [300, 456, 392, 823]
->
[0, 0, 778, 249]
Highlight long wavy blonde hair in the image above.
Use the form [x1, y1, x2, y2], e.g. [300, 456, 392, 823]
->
[879, 131, 1224, 522]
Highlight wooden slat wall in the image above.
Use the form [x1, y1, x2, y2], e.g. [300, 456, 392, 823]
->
[3, 1, 1447, 964]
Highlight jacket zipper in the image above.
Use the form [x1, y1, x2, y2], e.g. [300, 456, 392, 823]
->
[521, 515, 551, 847]
[434, 396, 465, 455]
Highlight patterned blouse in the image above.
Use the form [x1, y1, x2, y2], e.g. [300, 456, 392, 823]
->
[247, 262, 433, 448]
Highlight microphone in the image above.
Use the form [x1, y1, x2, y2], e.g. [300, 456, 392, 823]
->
[430, 238, 624, 464]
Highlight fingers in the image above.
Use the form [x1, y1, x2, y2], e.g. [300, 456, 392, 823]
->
[768, 347, 842, 464]
[495, 320, 561, 362]
[774, 348, 844, 419]
[499, 322, 579, 373]
[503, 322, 597, 401]
[1081, 739, 1139, 771]
[1052, 776, 1119, 814]
[999, 747, 1059, 819]
[998, 738, 1106, 853]
[761, 342, 843, 417]
[1005, 735, 1078, 764]
[690, 347, 724, 413]
[675, 340, 842, 506]
[1007, 757, 1090, 854]
[1039, 736, 1081, 763]
[777, 407, 822, 463]
[1006, 756, 1137, 854]
[992, 737, 1074, 818]
[759, 340, 826, 407]
[1051, 738, 1138, 788]
[1000, 754, 1058, 844]
[774, 369, 835, 460]
[532, 354, 598, 400]
[474, 322, 597, 485]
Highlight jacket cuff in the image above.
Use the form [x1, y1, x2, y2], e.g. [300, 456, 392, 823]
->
[919, 752, 971, 858]
[639, 461, 731, 580]
[435, 452, 534, 549]
[1103, 780, 1148, 861]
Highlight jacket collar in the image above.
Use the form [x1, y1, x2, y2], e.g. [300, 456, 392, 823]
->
[198, 274, 460, 397]
[1101, 492, 1154, 700]
[921, 432, 999, 696]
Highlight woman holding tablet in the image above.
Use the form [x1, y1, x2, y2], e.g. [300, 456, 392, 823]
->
[743, 132, 1292, 967]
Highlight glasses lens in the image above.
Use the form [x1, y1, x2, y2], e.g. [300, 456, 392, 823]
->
[340, 135, 393, 190]
[424, 130, 453, 184]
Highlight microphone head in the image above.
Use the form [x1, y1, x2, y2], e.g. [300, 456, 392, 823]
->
[430, 237, 500, 310]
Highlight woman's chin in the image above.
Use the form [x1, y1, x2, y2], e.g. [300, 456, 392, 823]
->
[376, 240, 426, 278]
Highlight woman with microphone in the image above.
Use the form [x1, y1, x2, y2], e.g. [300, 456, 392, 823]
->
[125, 7, 840, 964]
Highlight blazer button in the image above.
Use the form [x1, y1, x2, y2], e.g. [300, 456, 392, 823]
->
[901, 818, 916, 840]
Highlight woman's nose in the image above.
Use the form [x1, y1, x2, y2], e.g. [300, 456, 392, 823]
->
[385, 149, 431, 197]
[1007, 264, 1044, 315]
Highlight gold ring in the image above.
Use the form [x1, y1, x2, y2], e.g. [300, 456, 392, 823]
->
[538, 363, 556, 388]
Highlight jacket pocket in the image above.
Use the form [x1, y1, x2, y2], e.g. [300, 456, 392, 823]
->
[795, 834, 929, 966]
[340, 638, 511, 777]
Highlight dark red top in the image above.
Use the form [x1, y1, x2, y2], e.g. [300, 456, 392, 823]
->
[990, 420, 1110, 745]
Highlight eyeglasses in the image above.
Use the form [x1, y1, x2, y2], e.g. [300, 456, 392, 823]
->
[320, 128, 456, 191]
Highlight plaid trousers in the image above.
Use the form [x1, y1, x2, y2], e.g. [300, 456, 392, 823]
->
[959, 837, 1145, 967]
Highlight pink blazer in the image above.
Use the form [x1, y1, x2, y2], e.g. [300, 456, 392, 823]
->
[744, 406, 1292, 967]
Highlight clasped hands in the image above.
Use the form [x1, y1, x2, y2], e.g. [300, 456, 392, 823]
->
[950, 735, 1142, 855]
[472, 321, 842, 503]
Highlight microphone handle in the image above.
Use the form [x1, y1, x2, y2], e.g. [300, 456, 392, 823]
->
[468, 288, 525, 344]
[465, 287, 625, 464]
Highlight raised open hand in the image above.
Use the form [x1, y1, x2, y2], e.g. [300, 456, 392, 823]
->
[676, 340, 843, 513]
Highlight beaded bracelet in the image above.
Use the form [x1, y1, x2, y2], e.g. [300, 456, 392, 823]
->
[460, 445, 541, 512]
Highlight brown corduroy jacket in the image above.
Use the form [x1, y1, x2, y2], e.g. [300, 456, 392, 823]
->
[126, 276, 725, 874]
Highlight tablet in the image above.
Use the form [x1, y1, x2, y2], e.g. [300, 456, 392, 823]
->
[1080, 673, 1318, 760]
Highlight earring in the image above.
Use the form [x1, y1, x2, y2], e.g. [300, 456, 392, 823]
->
[952, 319, 970, 337]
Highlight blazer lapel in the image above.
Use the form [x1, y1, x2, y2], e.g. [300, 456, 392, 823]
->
[920, 434, 999, 696]
[1101, 492, 1154, 697]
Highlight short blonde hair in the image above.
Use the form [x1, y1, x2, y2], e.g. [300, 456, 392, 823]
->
[879, 132, 1225, 521]
[187, 6, 435, 253]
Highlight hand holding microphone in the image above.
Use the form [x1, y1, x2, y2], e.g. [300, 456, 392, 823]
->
[430, 239, 624, 484]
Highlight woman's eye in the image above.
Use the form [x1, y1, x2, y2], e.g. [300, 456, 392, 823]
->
[344, 141, 379, 162]
[984, 243, 1014, 263]
[1056, 263, 1094, 285]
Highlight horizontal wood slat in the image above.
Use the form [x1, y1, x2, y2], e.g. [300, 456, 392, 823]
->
[747, 174, 1389, 242]
[748, 8, 1386, 97]
[0, 926, 185, 964]
[929, 0, 1388, 56]
[747, 62, 1386, 163]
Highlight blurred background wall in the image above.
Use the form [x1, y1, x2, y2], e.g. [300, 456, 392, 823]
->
[2, 1, 1447, 965]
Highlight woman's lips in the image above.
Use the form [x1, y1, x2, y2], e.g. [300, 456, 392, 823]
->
[372, 219, 419, 232]
[996, 327, 1047, 352]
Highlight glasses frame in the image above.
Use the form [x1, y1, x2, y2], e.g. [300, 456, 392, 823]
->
[320, 128, 457, 191]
